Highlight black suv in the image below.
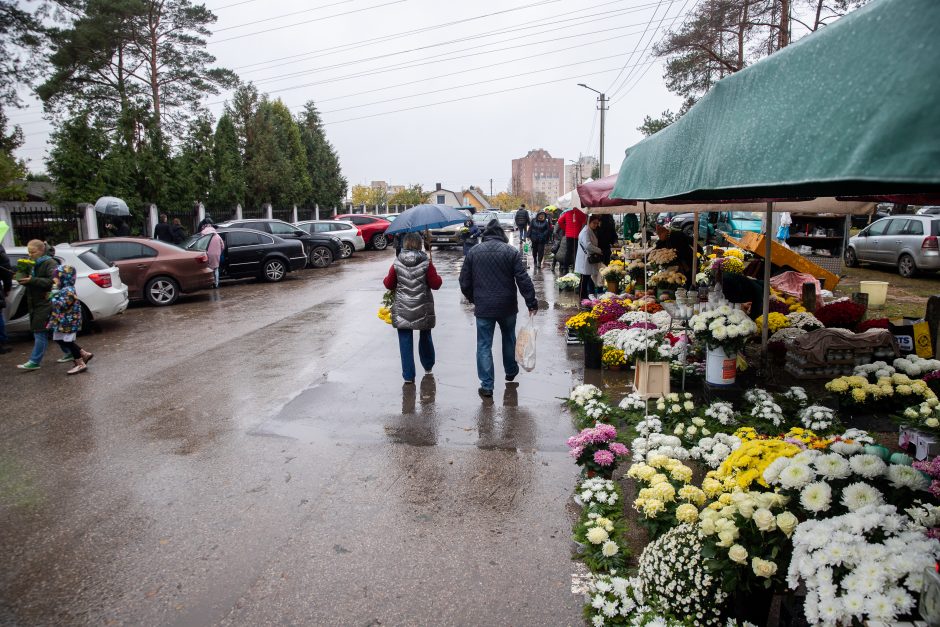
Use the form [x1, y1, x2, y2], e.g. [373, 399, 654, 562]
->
[216, 219, 342, 268]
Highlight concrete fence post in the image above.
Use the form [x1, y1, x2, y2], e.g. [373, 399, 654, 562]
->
[147, 204, 159, 239]
[81, 203, 99, 240]
[315, 204, 320, 220]
[196, 202, 206, 226]
[235, 203, 243, 221]
[292, 205, 299, 224]
[263, 203, 273, 220]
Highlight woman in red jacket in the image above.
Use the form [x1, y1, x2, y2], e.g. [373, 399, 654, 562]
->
[556, 208, 586, 274]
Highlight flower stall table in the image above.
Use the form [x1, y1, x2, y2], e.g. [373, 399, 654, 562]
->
[784, 327, 898, 379]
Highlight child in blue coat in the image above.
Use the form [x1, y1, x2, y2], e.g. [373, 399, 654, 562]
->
[47, 265, 94, 374]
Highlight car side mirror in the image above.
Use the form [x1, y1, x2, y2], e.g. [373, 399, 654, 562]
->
[294, 230, 306, 236]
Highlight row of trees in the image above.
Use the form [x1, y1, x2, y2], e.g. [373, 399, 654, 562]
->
[0, 0, 347, 212]
[639, 0, 867, 135]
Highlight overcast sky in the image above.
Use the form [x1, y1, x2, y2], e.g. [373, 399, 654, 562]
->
[10, 0, 691, 196]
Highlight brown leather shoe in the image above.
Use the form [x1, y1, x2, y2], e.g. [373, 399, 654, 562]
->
[67, 359, 87, 375]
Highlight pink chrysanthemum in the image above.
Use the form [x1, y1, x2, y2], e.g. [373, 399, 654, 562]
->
[609, 442, 629, 456]
[593, 449, 615, 466]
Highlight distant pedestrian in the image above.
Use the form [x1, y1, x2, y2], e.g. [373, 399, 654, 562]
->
[0, 244, 12, 353]
[47, 264, 94, 375]
[529, 209, 551, 269]
[556, 208, 587, 274]
[15, 240, 57, 371]
[170, 218, 187, 245]
[551, 220, 566, 272]
[153, 214, 173, 242]
[460, 218, 481, 256]
[383, 232, 442, 383]
[201, 223, 225, 288]
[575, 215, 603, 300]
[459, 219, 538, 397]
[514, 204, 530, 241]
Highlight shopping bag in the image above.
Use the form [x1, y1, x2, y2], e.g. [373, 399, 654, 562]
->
[515, 315, 537, 372]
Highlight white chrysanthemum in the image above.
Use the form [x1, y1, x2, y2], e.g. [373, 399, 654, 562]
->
[778, 463, 814, 490]
[887, 464, 929, 490]
[602, 540, 620, 557]
[841, 483, 884, 511]
[799, 481, 833, 513]
[849, 454, 887, 478]
[813, 454, 851, 480]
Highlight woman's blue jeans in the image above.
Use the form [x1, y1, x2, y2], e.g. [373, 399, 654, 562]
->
[29, 331, 48, 364]
[398, 329, 434, 381]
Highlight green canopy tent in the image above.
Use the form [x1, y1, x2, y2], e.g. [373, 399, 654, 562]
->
[607, 0, 939, 360]
[612, 0, 940, 202]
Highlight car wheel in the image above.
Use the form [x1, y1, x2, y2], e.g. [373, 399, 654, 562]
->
[309, 246, 333, 268]
[844, 247, 859, 268]
[263, 258, 287, 282]
[145, 276, 180, 306]
[682, 224, 694, 238]
[371, 233, 388, 250]
[340, 241, 354, 258]
[898, 253, 917, 278]
[79, 302, 93, 333]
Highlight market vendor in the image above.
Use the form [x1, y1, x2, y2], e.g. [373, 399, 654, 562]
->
[653, 226, 700, 287]
[721, 272, 766, 319]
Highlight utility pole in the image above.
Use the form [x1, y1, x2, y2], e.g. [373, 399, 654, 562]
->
[490, 178, 493, 197]
[578, 83, 607, 179]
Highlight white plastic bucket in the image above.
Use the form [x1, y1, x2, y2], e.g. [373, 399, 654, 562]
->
[859, 281, 888, 308]
[706, 346, 737, 386]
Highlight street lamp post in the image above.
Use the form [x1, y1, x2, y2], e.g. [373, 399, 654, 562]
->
[578, 83, 607, 179]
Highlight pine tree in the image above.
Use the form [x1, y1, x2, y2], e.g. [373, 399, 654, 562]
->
[209, 113, 245, 212]
[297, 101, 347, 209]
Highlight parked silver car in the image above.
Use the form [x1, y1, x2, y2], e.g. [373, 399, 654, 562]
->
[845, 215, 940, 277]
[294, 220, 365, 258]
[4, 245, 129, 333]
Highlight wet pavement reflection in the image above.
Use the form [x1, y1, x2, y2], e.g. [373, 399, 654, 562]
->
[0, 243, 583, 625]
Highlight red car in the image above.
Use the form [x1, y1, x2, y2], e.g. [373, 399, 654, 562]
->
[71, 237, 214, 306]
[334, 214, 391, 250]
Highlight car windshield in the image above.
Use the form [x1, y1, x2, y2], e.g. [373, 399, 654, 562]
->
[729, 211, 762, 222]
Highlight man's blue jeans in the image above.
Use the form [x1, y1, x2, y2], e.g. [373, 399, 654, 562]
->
[518, 225, 527, 241]
[476, 314, 518, 391]
[398, 328, 434, 382]
[29, 331, 48, 365]
[0, 312, 7, 344]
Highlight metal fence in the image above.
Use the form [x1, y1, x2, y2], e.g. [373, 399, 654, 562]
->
[4, 202, 81, 246]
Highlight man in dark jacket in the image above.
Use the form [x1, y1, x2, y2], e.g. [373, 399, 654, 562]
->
[459, 220, 538, 397]
[0, 244, 12, 353]
[153, 214, 173, 242]
[514, 204, 530, 241]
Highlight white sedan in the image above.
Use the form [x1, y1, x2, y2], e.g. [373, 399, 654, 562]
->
[294, 220, 365, 258]
[4, 244, 129, 333]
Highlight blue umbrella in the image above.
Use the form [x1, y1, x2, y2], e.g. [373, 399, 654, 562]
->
[383, 204, 467, 235]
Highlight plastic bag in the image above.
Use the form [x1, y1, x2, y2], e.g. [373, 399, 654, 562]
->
[515, 315, 537, 372]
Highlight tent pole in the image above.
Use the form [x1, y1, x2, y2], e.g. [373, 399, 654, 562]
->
[691, 212, 700, 284]
[761, 201, 773, 369]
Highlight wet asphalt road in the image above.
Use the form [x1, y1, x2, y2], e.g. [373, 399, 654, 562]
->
[0, 244, 595, 626]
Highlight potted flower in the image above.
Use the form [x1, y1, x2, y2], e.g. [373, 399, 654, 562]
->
[601, 345, 627, 370]
[555, 273, 580, 292]
[566, 311, 601, 369]
[649, 269, 687, 300]
[600, 260, 626, 293]
[688, 305, 757, 386]
[566, 422, 630, 478]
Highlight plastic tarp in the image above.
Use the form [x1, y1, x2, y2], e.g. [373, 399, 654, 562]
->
[611, 0, 940, 202]
[770, 271, 821, 297]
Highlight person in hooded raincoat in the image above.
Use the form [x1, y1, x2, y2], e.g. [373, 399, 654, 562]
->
[47, 264, 95, 374]
[528, 210, 552, 269]
[15, 240, 57, 371]
[201, 223, 226, 288]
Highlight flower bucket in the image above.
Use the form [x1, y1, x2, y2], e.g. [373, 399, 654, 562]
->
[705, 346, 737, 386]
[605, 278, 620, 294]
[584, 340, 603, 370]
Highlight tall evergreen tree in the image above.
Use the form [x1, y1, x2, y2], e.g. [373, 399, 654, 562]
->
[244, 99, 311, 209]
[209, 113, 244, 212]
[174, 111, 215, 207]
[296, 101, 347, 208]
